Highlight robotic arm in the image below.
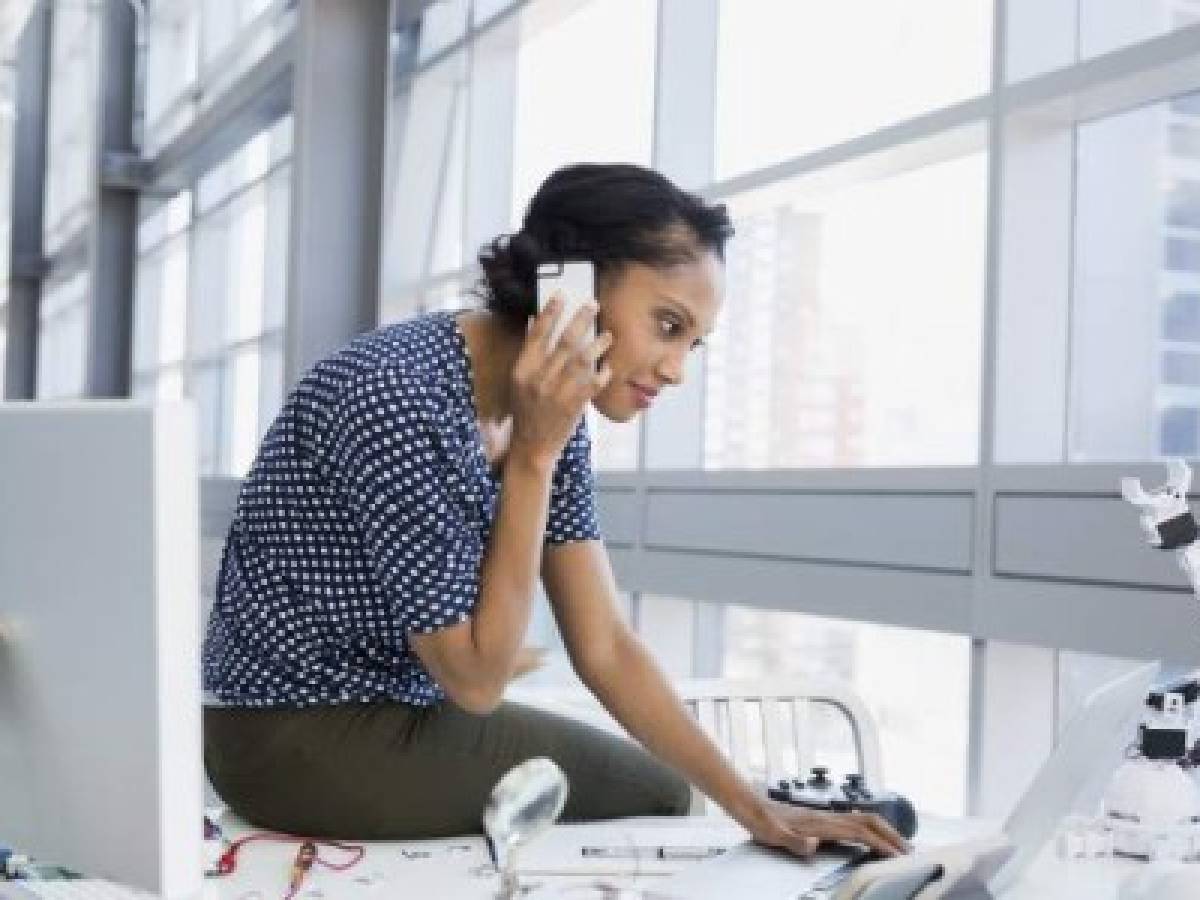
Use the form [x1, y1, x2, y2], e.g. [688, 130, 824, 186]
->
[1122, 459, 1200, 594]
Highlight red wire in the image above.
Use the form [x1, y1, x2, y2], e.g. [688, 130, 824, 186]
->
[216, 830, 366, 877]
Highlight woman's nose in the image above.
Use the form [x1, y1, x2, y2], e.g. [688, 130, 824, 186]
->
[655, 350, 686, 387]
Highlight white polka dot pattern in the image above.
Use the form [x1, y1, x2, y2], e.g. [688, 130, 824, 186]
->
[201, 311, 601, 708]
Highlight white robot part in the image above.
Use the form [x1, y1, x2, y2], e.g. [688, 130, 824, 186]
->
[1121, 459, 1200, 593]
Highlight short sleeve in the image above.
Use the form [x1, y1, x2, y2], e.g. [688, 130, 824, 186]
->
[321, 368, 483, 635]
[545, 415, 602, 545]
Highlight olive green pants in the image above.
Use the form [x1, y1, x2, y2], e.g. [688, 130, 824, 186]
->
[204, 700, 691, 840]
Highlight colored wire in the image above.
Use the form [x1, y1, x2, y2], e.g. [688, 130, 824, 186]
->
[215, 831, 365, 881]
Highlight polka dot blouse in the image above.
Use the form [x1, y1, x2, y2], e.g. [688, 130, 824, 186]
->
[202, 310, 601, 708]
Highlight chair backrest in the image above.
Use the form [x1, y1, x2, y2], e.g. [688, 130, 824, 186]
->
[672, 677, 885, 793]
[508, 673, 885, 817]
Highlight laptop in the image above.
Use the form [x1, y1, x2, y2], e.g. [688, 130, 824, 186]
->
[660, 661, 1160, 899]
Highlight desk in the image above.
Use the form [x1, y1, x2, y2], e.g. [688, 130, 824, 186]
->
[202, 810, 1145, 899]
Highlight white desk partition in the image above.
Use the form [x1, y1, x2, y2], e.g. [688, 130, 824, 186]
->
[0, 402, 203, 899]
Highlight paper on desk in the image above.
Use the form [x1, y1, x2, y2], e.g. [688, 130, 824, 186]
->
[515, 815, 749, 876]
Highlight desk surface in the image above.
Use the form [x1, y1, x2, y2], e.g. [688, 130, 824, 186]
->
[202, 811, 1141, 900]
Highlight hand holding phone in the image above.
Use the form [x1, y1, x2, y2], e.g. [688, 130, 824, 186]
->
[537, 261, 596, 349]
[509, 263, 612, 469]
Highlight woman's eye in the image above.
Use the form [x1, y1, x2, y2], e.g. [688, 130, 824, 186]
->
[659, 317, 682, 337]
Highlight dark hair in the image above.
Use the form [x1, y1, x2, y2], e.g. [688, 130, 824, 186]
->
[476, 163, 735, 323]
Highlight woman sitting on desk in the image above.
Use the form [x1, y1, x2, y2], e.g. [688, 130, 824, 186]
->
[202, 163, 906, 860]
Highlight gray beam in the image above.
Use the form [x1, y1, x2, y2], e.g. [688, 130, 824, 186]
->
[84, 0, 137, 398]
[202, 462, 1200, 662]
[4, 1, 51, 400]
[283, 0, 390, 385]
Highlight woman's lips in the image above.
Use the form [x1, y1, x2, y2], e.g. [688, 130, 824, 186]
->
[629, 383, 657, 409]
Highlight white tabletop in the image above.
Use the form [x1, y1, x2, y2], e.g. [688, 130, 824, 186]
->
[201, 811, 1140, 899]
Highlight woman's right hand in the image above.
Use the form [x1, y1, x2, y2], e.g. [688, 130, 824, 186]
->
[509, 294, 613, 470]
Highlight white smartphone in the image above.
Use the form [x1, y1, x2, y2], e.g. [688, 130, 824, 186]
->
[536, 260, 596, 349]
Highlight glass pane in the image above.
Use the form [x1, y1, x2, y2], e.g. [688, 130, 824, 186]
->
[197, 0, 291, 115]
[132, 251, 162, 374]
[191, 362, 223, 476]
[1164, 292, 1200, 340]
[1162, 350, 1200, 385]
[384, 50, 469, 289]
[715, 1, 991, 180]
[473, 0, 519, 26]
[36, 270, 89, 400]
[200, 0, 268, 65]
[134, 231, 190, 374]
[131, 371, 155, 401]
[705, 154, 986, 469]
[1070, 93, 1200, 461]
[159, 236, 190, 366]
[510, 0, 656, 222]
[137, 192, 192, 253]
[225, 183, 267, 344]
[224, 344, 262, 476]
[145, 0, 201, 151]
[416, 0, 470, 61]
[262, 163, 291, 333]
[258, 333, 285, 437]
[189, 204, 230, 360]
[1079, 0, 1200, 60]
[431, 84, 467, 274]
[44, 2, 98, 252]
[723, 606, 970, 816]
[1160, 405, 1200, 455]
[157, 364, 186, 403]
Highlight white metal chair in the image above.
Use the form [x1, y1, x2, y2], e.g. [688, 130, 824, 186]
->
[671, 677, 885, 813]
[507, 674, 885, 814]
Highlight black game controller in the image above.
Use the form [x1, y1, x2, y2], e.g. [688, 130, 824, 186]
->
[767, 766, 919, 839]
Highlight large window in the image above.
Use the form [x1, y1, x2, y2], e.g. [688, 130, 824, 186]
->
[705, 154, 987, 469]
[509, 0, 657, 221]
[714, 1, 991, 180]
[1070, 91, 1200, 461]
[132, 117, 292, 476]
[144, 0, 294, 154]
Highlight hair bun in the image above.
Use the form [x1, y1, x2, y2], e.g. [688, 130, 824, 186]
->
[507, 231, 543, 276]
[475, 231, 540, 320]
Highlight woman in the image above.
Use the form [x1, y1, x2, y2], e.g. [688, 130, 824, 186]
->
[202, 163, 907, 859]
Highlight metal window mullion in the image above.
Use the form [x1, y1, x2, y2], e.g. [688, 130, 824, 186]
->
[5, 2, 52, 400]
[644, 0, 721, 675]
[84, 0, 137, 398]
[967, 0, 1010, 819]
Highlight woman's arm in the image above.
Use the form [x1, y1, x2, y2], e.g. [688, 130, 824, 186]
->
[542, 539, 909, 859]
[410, 299, 613, 713]
[410, 451, 555, 712]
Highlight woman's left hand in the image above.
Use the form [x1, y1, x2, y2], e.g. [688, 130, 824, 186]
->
[739, 797, 910, 859]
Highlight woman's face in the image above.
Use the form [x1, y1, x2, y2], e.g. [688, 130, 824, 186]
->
[592, 251, 725, 422]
